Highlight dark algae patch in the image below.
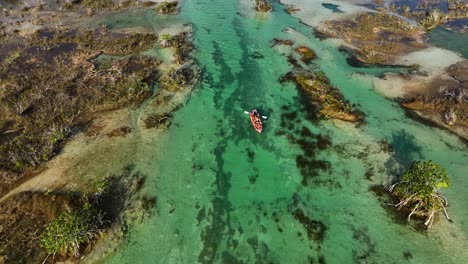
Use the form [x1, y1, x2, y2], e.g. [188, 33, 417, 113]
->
[292, 207, 326, 242]
[322, 3, 343, 13]
[277, 103, 333, 186]
[289, 193, 327, 263]
[351, 226, 376, 263]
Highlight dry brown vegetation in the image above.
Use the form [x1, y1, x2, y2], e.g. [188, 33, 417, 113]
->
[316, 12, 426, 64]
[0, 1, 199, 263]
[385, 0, 468, 30]
[0, 28, 161, 197]
[401, 90, 468, 141]
[400, 61, 468, 141]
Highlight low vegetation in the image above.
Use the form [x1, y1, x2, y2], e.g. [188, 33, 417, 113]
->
[156, 1, 179, 14]
[159, 66, 198, 91]
[81, 0, 113, 11]
[385, 0, 468, 30]
[159, 33, 173, 48]
[39, 203, 102, 258]
[389, 160, 451, 229]
[0, 29, 160, 197]
[400, 60, 468, 141]
[255, 0, 272, 12]
[315, 12, 426, 64]
[0, 165, 155, 263]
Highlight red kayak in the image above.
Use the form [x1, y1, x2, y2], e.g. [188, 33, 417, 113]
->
[250, 109, 263, 133]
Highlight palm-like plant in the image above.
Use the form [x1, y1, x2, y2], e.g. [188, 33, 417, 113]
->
[389, 160, 451, 229]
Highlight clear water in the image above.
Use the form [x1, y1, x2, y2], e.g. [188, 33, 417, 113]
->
[107, 1, 468, 263]
[427, 27, 468, 59]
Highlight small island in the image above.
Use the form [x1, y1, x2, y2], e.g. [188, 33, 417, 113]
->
[255, 0, 272, 12]
[388, 160, 451, 229]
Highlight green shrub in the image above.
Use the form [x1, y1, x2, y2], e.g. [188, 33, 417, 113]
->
[39, 204, 101, 256]
[389, 160, 451, 229]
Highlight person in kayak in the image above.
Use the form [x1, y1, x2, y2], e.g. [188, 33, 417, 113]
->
[250, 109, 263, 133]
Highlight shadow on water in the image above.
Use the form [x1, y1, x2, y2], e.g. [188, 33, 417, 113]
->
[387, 129, 423, 175]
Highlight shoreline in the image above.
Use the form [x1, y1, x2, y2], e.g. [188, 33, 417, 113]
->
[0, 1, 201, 262]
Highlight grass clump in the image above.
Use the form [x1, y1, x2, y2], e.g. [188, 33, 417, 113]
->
[39, 203, 102, 257]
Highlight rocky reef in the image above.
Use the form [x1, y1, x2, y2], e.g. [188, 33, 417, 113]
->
[294, 46, 316, 64]
[274, 40, 363, 123]
[399, 60, 468, 141]
[304, 4, 467, 140]
[282, 71, 364, 123]
[284, 5, 300, 14]
[383, 0, 468, 31]
[315, 12, 427, 65]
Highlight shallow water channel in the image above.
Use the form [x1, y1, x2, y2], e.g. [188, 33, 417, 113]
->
[107, 1, 468, 263]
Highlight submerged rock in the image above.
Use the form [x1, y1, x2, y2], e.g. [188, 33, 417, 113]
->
[283, 71, 364, 123]
[270, 38, 294, 47]
[284, 5, 300, 14]
[294, 45, 316, 64]
[106, 126, 132, 137]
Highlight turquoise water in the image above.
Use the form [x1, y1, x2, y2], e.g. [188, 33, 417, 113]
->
[108, 1, 468, 263]
[427, 27, 468, 59]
